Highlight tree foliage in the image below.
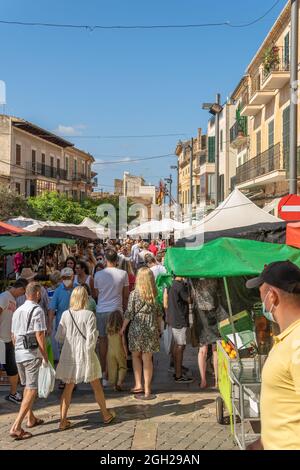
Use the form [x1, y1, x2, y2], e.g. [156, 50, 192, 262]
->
[0, 185, 30, 220]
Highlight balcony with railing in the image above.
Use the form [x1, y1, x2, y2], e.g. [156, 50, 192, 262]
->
[26, 162, 68, 180]
[249, 69, 276, 106]
[72, 172, 89, 183]
[261, 46, 290, 90]
[236, 143, 285, 186]
[230, 117, 248, 149]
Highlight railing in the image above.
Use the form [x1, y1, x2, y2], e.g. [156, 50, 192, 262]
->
[200, 154, 207, 166]
[250, 71, 261, 98]
[230, 117, 248, 143]
[26, 162, 68, 180]
[261, 46, 290, 85]
[240, 88, 250, 110]
[236, 143, 282, 184]
[72, 173, 89, 182]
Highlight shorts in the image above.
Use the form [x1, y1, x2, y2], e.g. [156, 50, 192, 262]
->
[3, 342, 18, 377]
[172, 327, 188, 346]
[17, 358, 42, 390]
[96, 311, 114, 337]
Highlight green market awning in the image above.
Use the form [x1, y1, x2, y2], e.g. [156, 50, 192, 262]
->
[164, 237, 300, 278]
[0, 236, 75, 255]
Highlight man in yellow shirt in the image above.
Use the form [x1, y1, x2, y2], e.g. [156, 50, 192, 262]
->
[246, 260, 300, 450]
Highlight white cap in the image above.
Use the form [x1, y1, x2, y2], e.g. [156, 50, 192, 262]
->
[60, 267, 74, 278]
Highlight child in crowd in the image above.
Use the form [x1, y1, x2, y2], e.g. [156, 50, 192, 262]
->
[106, 311, 128, 391]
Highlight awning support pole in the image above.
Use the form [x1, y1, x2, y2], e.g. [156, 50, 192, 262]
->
[223, 277, 241, 363]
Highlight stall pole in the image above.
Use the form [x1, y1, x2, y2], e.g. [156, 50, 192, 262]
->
[223, 277, 241, 363]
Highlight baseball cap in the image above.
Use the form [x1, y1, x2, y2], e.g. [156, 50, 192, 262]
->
[60, 267, 74, 278]
[246, 260, 300, 293]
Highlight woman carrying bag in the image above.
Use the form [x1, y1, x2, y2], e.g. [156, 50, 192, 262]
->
[120, 267, 162, 401]
[55, 286, 115, 430]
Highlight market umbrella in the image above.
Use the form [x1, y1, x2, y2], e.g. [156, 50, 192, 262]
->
[31, 225, 99, 241]
[0, 236, 75, 254]
[0, 221, 27, 235]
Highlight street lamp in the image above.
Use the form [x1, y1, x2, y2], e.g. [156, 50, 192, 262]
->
[202, 94, 223, 206]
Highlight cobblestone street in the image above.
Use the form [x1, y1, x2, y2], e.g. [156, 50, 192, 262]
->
[0, 346, 236, 450]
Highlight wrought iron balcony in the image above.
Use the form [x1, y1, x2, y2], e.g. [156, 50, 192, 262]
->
[26, 162, 68, 180]
[71, 173, 89, 182]
[261, 46, 290, 89]
[230, 118, 248, 148]
[236, 143, 283, 185]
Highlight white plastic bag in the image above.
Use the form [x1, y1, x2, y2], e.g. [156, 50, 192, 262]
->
[163, 326, 173, 354]
[38, 361, 56, 398]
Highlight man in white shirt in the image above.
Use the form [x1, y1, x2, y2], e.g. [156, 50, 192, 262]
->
[10, 282, 48, 440]
[131, 239, 142, 271]
[94, 248, 129, 384]
[0, 278, 27, 404]
[145, 254, 167, 280]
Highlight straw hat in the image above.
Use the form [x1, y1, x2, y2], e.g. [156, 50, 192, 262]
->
[19, 268, 36, 281]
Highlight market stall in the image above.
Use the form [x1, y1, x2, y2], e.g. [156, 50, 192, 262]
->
[127, 218, 184, 237]
[0, 235, 75, 254]
[175, 189, 286, 247]
[164, 237, 300, 449]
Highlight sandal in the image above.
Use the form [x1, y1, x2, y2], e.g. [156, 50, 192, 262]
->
[26, 418, 44, 429]
[103, 410, 116, 425]
[10, 429, 33, 441]
[131, 388, 144, 394]
[134, 394, 157, 401]
[59, 420, 72, 431]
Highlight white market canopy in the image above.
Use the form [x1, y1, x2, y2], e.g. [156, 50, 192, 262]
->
[79, 217, 110, 237]
[175, 188, 283, 240]
[7, 216, 109, 237]
[127, 218, 184, 236]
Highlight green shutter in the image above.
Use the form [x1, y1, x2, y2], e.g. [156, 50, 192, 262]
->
[284, 33, 290, 69]
[283, 106, 290, 171]
[208, 136, 215, 163]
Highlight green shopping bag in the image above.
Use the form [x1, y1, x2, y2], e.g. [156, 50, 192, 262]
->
[46, 337, 54, 368]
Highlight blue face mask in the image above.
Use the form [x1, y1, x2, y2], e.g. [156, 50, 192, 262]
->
[262, 291, 276, 322]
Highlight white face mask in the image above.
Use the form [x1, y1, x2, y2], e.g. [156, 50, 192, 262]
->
[63, 279, 73, 288]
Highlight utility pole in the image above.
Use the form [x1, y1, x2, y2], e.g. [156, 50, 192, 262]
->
[169, 174, 172, 208]
[189, 137, 194, 225]
[215, 93, 221, 205]
[290, 0, 299, 194]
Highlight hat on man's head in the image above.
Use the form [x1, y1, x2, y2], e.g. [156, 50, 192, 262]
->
[60, 267, 74, 278]
[246, 260, 300, 294]
[19, 268, 35, 281]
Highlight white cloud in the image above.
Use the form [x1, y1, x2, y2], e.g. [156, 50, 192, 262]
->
[53, 124, 87, 136]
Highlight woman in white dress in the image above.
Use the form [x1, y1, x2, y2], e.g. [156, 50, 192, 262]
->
[55, 286, 115, 430]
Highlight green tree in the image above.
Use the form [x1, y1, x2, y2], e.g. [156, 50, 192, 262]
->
[0, 185, 30, 220]
[28, 192, 88, 224]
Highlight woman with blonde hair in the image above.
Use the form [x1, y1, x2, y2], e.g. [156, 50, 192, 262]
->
[55, 286, 115, 430]
[120, 267, 162, 400]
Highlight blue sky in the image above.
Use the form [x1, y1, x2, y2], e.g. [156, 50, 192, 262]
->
[1, 0, 286, 193]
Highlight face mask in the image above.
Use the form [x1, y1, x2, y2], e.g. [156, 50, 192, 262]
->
[63, 279, 73, 288]
[262, 291, 276, 322]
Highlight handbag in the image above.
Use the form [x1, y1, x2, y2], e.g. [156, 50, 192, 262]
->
[22, 306, 40, 350]
[69, 310, 86, 340]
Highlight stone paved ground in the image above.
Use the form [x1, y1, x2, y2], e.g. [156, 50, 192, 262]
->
[0, 345, 237, 450]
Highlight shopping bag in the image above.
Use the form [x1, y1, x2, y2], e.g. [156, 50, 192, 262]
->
[163, 326, 173, 354]
[46, 337, 54, 368]
[38, 362, 56, 398]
